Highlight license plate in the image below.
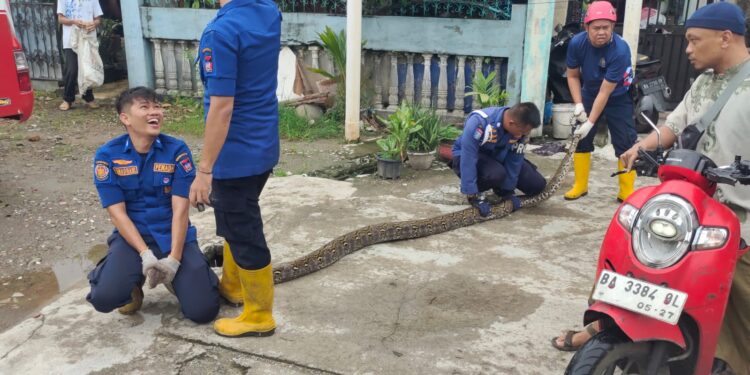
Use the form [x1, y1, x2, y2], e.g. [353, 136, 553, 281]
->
[639, 77, 666, 95]
[592, 270, 687, 325]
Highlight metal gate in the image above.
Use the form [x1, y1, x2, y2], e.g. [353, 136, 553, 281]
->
[9, 0, 63, 81]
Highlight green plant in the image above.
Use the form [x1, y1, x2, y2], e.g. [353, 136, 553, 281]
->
[407, 107, 443, 152]
[378, 102, 422, 161]
[376, 135, 401, 160]
[308, 27, 348, 87]
[465, 71, 509, 108]
[437, 123, 462, 143]
[278, 105, 341, 141]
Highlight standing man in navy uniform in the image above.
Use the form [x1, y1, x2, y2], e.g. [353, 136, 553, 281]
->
[87, 87, 220, 323]
[563, 1, 638, 202]
[451, 102, 546, 217]
[190, 0, 281, 338]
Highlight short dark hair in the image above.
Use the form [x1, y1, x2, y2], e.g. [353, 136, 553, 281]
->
[510, 102, 541, 128]
[115, 86, 161, 114]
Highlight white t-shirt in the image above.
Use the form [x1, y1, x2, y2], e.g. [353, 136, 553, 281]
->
[57, 0, 103, 49]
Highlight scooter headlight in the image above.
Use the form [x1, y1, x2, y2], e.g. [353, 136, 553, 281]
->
[632, 194, 698, 268]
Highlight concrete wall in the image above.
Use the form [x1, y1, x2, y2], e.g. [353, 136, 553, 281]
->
[133, 5, 529, 104]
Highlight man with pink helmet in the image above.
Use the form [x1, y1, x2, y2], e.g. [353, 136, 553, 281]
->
[563, 1, 638, 203]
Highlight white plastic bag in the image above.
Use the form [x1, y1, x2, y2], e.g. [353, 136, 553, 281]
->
[71, 27, 104, 95]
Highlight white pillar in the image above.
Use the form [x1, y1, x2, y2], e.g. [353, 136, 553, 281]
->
[437, 54, 448, 113]
[405, 54, 415, 103]
[309, 45, 320, 69]
[178, 40, 193, 96]
[373, 53, 383, 109]
[192, 41, 202, 95]
[164, 40, 178, 96]
[473, 57, 483, 109]
[456, 55, 466, 114]
[388, 53, 399, 108]
[623, 0, 644, 70]
[152, 39, 166, 95]
[421, 53, 432, 108]
[344, 0, 362, 142]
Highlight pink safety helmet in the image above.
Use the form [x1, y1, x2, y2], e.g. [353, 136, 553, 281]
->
[584, 1, 617, 24]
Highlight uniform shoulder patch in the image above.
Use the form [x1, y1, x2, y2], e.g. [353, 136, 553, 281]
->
[473, 126, 484, 141]
[94, 161, 110, 182]
[112, 159, 133, 165]
[202, 47, 213, 74]
[176, 153, 194, 173]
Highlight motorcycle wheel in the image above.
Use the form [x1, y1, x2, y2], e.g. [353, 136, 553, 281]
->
[565, 330, 670, 375]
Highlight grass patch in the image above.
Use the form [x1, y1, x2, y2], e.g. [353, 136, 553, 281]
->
[278, 105, 341, 141]
[160, 96, 343, 141]
[162, 96, 205, 137]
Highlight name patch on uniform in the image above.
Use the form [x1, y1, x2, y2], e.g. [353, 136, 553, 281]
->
[153, 163, 175, 173]
[114, 166, 138, 176]
[112, 159, 133, 165]
[202, 47, 213, 73]
[95, 161, 110, 182]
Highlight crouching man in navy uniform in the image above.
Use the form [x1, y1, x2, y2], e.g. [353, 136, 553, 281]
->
[86, 87, 220, 323]
[451, 103, 546, 217]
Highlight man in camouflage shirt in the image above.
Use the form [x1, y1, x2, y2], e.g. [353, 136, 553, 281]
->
[621, 3, 750, 373]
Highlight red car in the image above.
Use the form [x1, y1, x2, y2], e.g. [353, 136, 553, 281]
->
[0, 2, 33, 122]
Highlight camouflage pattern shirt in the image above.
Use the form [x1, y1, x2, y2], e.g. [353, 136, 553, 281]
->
[665, 59, 750, 231]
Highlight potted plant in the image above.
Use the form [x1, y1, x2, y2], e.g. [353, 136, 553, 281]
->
[379, 102, 422, 161]
[406, 107, 442, 170]
[465, 70, 509, 108]
[376, 135, 402, 179]
[436, 122, 462, 162]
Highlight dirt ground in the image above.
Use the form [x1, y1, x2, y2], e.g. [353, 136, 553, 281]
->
[0, 87, 380, 333]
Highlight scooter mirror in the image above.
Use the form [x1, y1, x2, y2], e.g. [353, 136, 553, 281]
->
[640, 112, 662, 151]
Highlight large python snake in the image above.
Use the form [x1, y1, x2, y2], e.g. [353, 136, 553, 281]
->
[205, 135, 580, 284]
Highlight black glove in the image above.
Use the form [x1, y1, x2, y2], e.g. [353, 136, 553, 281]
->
[468, 195, 491, 217]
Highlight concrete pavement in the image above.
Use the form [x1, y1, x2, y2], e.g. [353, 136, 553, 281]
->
[0, 146, 650, 374]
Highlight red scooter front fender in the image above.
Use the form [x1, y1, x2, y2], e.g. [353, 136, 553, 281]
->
[584, 302, 686, 348]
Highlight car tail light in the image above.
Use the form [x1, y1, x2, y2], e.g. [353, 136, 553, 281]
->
[13, 50, 31, 92]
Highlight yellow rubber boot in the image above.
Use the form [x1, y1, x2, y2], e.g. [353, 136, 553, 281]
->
[218, 242, 243, 307]
[564, 152, 592, 200]
[214, 264, 276, 337]
[118, 283, 144, 315]
[617, 160, 636, 203]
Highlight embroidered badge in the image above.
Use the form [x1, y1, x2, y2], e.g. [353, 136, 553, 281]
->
[163, 176, 170, 184]
[113, 166, 139, 176]
[175, 152, 188, 162]
[202, 47, 213, 73]
[95, 162, 110, 182]
[481, 124, 498, 146]
[153, 163, 175, 173]
[473, 127, 484, 140]
[112, 159, 133, 165]
[179, 157, 193, 173]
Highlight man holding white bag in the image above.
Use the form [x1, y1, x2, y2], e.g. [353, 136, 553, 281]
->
[57, 0, 103, 111]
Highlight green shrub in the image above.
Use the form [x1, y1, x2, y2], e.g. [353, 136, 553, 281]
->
[465, 70, 509, 108]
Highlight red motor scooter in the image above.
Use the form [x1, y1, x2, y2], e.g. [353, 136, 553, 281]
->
[565, 118, 750, 375]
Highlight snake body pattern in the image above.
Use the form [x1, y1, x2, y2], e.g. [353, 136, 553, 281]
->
[204, 135, 580, 284]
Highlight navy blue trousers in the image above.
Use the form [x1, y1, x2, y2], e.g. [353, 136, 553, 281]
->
[211, 171, 272, 270]
[577, 93, 638, 157]
[86, 233, 220, 324]
[452, 155, 547, 195]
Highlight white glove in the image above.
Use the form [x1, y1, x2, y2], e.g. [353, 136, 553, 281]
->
[574, 103, 588, 123]
[140, 249, 159, 276]
[574, 120, 595, 138]
[153, 256, 181, 287]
